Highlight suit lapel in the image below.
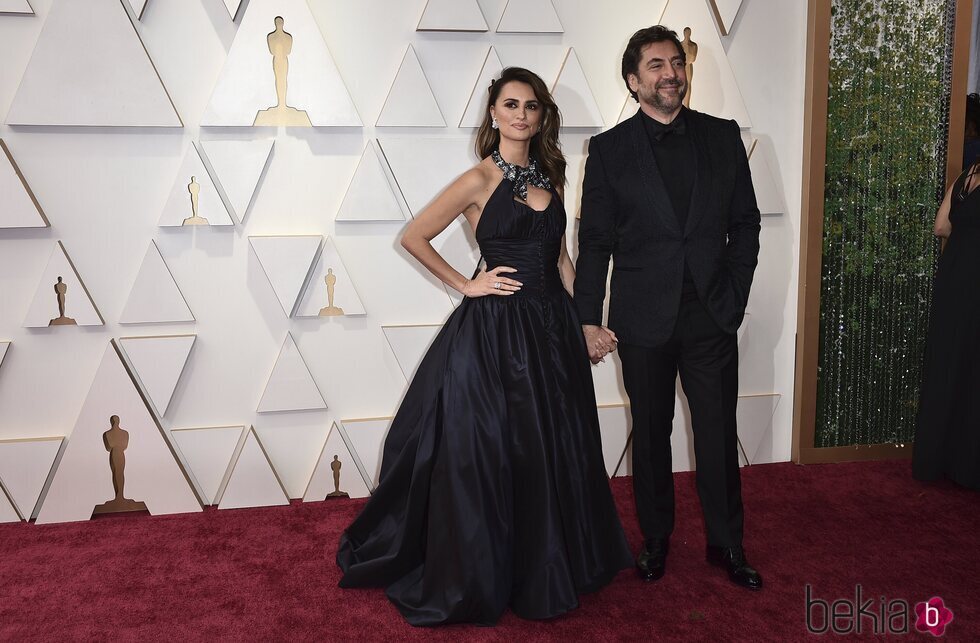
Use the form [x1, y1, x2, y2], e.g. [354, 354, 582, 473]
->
[683, 111, 711, 237]
[630, 111, 682, 236]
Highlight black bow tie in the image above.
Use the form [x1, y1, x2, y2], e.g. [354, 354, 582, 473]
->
[650, 117, 686, 142]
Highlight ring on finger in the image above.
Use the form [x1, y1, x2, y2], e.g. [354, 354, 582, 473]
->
[494, 281, 502, 289]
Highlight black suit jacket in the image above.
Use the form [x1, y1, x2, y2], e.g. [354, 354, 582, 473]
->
[574, 109, 761, 347]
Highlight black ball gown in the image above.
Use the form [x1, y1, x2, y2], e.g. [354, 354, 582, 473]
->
[336, 177, 632, 626]
[913, 169, 980, 490]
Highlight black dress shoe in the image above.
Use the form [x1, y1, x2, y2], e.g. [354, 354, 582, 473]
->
[636, 538, 668, 582]
[706, 545, 763, 590]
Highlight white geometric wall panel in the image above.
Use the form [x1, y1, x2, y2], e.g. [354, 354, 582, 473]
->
[295, 236, 367, 317]
[382, 324, 442, 382]
[552, 48, 604, 128]
[0, 342, 8, 370]
[335, 140, 409, 222]
[0, 139, 48, 228]
[201, 0, 361, 127]
[6, 0, 180, 127]
[118, 334, 196, 417]
[376, 45, 446, 127]
[158, 143, 234, 227]
[198, 139, 274, 224]
[222, 0, 244, 21]
[254, 421, 329, 499]
[0, 490, 18, 523]
[257, 333, 327, 413]
[0, 1, 33, 14]
[744, 136, 785, 215]
[658, 0, 752, 127]
[35, 342, 201, 524]
[23, 241, 104, 327]
[417, 0, 487, 32]
[120, 241, 195, 324]
[304, 422, 371, 501]
[496, 0, 563, 33]
[709, 0, 745, 36]
[170, 425, 244, 505]
[342, 417, 393, 491]
[217, 428, 289, 509]
[249, 235, 322, 317]
[124, 0, 147, 21]
[0, 437, 63, 520]
[459, 47, 504, 128]
[616, 98, 638, 125]
[736, 394, 780, 465]
[597, 404, 631, 478]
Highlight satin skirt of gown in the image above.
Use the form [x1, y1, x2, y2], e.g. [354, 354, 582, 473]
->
[336, 179, 632, 626]
[913, 171, 980, 490]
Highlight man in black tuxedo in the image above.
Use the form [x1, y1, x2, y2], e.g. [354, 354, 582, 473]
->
[574, 25, 762, 590]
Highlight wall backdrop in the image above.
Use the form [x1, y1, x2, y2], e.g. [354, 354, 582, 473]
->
[0, 0, 804, 523]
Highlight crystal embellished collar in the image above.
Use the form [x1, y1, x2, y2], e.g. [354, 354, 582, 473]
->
[491, 150, 551, 201]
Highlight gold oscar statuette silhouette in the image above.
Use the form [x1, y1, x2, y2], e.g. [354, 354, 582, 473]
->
[681, 27, 698, 109]
[253, 16, 313, 127]
[318, 268, 345, 316]
[92, 415, 148, 516]
[48, 276, 77, 326]
[326, 455, 350, 499]
[182, 176, 209, 226]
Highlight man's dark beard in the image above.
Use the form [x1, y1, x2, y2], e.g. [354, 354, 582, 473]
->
[646, 81, 686, 113]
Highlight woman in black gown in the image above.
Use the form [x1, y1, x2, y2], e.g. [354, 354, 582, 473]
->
[336, 67, 632, 625]
[913, 162, 980, 490]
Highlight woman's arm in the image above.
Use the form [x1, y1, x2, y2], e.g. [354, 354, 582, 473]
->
[400, 168, 522, 297]
[933, 181, 953, 239]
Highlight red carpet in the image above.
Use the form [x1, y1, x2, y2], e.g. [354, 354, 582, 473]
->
[1, 460, 976, 641]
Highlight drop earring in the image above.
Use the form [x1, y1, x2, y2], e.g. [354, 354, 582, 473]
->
[491, 116, 499, 130]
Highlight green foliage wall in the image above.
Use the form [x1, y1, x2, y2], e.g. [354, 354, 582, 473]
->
[816, 0, 955, 446]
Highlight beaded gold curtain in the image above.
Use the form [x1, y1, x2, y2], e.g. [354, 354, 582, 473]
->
[816, 0, 957, 447]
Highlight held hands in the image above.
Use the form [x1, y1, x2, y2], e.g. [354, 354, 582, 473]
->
[582, 324, 618, 365]
[462, 266, 523, 297]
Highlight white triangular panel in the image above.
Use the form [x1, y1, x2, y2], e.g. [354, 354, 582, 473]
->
[249, 235, 322, 317]
[254, 423, 329, 499]
[0, 1, 33, 14]
[158, 144, 234, 227]
[417, 0, 487, 32]
[597, 405, 631, 477]
[616, 97, 638, 125]
[198, 139, 274, 224]
[6, 0, 180, 127]
[0, 437, 62, 520]
[124, 0, 147, 20]
[746, 139, 785, 215]
[552, 48, 603, 128]
[741, 130, 756, 157]
[0, 490, 18, 523]
[304, 422, 371, 500]
[35, 342, 201, 524]
[376, 45, 446, 127]
[335, 141, 409, 222]
[120, 241, 195, 324]
[0, 342, 8, 369]
[382, 324, 442, 382]
[459, 47, 504, 128]
[709, 0, 744, 36]
[222, 0, 244, 20]
[0, 140, 48, 228]
[201, 0, 361, 127]
[23, 241, 104, 327]
[218, 428, 289, 509]
[658, 1, 752, 127]
[170, 426, 243, 505]
[295, 236, 366, 317]
[737, 394, 780, 465]
[118, 335, 196, 417]
[257, 333, 327, 413]
[496, 0, 562, 33]
[342, 417, 393, 491]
